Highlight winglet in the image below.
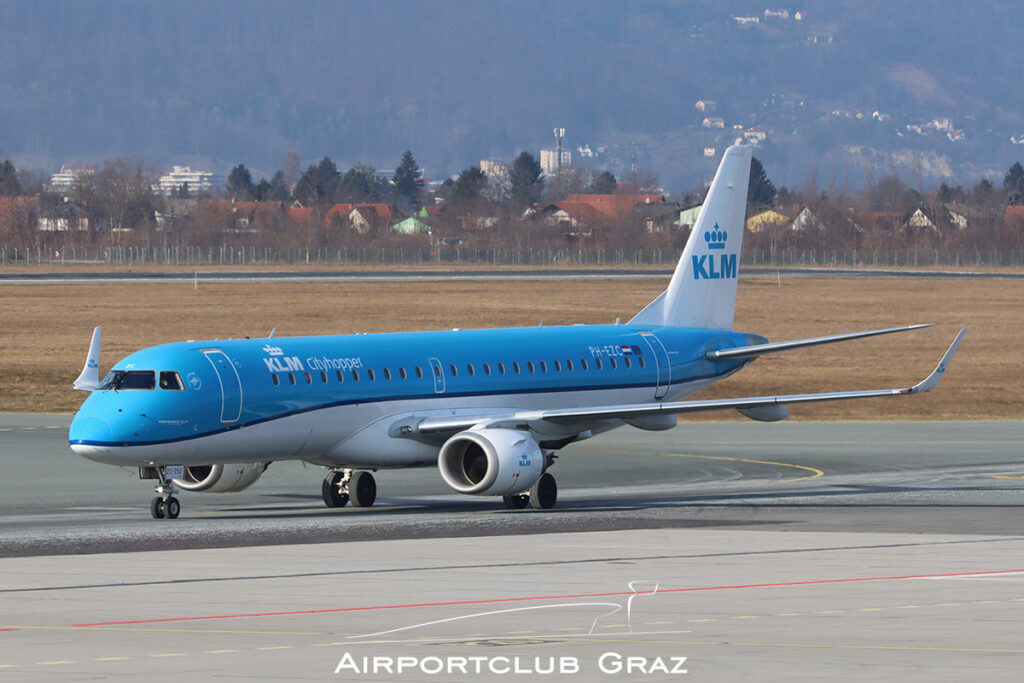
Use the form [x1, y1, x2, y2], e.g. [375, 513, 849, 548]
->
[73, 326, 102, 391]
[905, 327, 966, 394]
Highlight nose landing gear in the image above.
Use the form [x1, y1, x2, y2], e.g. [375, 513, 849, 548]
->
[148, 466, 180, 519]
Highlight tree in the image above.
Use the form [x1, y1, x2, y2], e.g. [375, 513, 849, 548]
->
[748, 156, 776, 207]
[281, 150, 301, 188]
[509, 151, 544, 209]
[293, 157, 339, 206]
[451, 166, 487, 207]
[268, 170, 291, 202]
[176, 182, 191, 199]
[0, 158, 22, 196]
[392, 150, 423, 211]
[339, 164, 382, 203]
[590, 170, 617, 194]
[225, 164, 255, 200]
[1004, 161, 1024, 204]
[253, 178, 272, 201]
[970, 178, 995, 206]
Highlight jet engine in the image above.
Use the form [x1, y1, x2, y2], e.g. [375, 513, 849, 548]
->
[172, 463, 269, 493]
[438, 428, 544, 496]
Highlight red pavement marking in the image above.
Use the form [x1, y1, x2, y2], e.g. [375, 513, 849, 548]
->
[63, 568, 1024, 628]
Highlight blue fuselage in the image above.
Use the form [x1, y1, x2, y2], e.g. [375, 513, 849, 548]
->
[69, 324, 762, 467]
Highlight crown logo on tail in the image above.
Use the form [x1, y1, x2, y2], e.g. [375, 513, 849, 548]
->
[704, 223, 727, 250]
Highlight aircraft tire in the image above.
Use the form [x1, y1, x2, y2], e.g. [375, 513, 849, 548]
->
[322, 473, 350, 508]
[150, 497, 165, 519]
[349, 471, 377, 508]
[165, 497, 181, 519]
[503, 494, 529, 509]
[529, 473, 557, 510]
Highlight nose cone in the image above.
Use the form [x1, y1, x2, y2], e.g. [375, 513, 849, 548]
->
[69, 415, 112, 444]
[69, 414, 116, 463]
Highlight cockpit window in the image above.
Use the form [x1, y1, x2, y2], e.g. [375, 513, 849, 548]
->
[98, 370, 156, 390]
[159, 371, 184, 391]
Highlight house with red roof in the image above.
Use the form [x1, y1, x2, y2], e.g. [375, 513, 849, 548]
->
[1003, 205, 1024, 230]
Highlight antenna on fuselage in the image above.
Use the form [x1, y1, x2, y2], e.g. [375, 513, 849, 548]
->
[539, 318, 545, 327]
[268, 328, 276, 338]
[615, 317, 621, 325]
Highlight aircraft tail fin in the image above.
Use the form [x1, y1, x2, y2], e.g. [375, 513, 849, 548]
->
[630, 145, 752, 329]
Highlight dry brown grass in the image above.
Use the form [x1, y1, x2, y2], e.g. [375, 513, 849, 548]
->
[0, 275, 1018, 419]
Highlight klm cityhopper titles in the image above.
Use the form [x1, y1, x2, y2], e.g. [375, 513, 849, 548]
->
[69, 146, 966, 519]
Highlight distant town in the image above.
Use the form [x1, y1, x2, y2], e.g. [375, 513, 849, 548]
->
[2, 130, 1024, 267]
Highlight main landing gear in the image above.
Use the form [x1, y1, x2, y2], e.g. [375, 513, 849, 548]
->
[150, 467, 180, 520]
[503, 472, 558, 510]
[322, 469, 377, 508]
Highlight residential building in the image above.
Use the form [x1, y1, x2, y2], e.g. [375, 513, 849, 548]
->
[540, 149, 572, 175]
[49, 165, 94, 192]
[158, 166, 216, 196]
[392, 216, 432, 234]
[702, 117, 725, 129]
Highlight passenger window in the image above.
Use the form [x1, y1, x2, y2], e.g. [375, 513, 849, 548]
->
[449, 364, 458, 377]
[595, 358, 603, 370]
[540, 360, 548, 373]
[336, 370, 345, 383]
[432, 365, 441, 378]
[288, 373, 296, 385]
[467, 364, 475, 376]
[624, 357, 631, 369]
[272, 373, 280, 387]
[554, 360, 562, 372]
[513, 361, 521, 374]
[638, 356, 646, 368]
[352, 369, 360, 382]
[610, 357, 617, 370]
[416, 366, 424, 379]
[498, 362, 506, 375]
[304, 372, 312, 384]
[527, 361, 535, 374]
[320, 371, 328, 383]
[159, 371, 184, 390]
[483, 363, 491, 376]
[368, 369, 376, 381]
[566, 359, 574, 371]
[383, 368, 392, 381]
[580, 359, 589, 371]
[399, 367, 407, 380]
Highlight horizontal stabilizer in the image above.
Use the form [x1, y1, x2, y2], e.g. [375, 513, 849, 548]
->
[707, 324, 934, 361]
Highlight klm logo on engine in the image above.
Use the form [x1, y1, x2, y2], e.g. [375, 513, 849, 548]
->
[692, 223, 737, 280]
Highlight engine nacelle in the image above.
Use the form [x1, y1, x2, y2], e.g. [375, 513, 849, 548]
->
[172, 462, 269, 493]
[438, 428, 544, 496]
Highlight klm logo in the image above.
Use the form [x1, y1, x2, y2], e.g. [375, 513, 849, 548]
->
[263, 356, 304, 372]
[693, 223, 737, 280]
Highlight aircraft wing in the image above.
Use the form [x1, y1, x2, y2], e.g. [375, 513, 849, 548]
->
[413, 327, 966, 437]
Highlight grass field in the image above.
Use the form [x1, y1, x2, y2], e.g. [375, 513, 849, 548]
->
[0, 274, 1018, 419]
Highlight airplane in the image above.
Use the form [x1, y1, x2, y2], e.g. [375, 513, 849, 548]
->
[68, 145, 966, 519]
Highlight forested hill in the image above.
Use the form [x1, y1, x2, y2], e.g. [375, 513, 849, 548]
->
[2, 0, 1023, 191]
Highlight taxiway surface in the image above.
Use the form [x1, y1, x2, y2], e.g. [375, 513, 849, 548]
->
[1, 415, 1022, 680]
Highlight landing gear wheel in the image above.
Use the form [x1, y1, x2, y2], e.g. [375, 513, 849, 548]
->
[503, 494, 529, 509]
[164, 497, 181, 519]
[150, 497, 165, 519]
[349, 471, 377, 508]
[529, 472, 557, 510]
[322, 472, 350, 508]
